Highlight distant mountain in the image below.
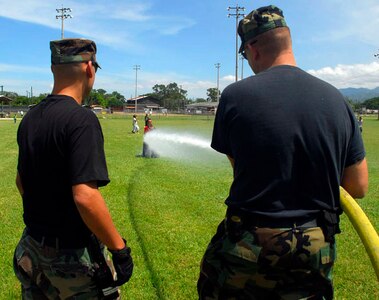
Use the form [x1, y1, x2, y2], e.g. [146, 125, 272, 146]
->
[339, 87, 379, 102]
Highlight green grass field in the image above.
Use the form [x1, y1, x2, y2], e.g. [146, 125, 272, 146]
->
[0, 114, 378, 299]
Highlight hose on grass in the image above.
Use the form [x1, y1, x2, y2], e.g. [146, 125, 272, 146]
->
[340, 186, 379, 281]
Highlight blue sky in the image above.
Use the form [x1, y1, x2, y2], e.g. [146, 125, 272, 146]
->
[0, 0, 379, 99]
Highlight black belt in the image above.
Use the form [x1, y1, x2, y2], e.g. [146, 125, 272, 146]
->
[249, 216, 318, 228]
[27, 229, 90, 249]
[227, 209, 319, 229]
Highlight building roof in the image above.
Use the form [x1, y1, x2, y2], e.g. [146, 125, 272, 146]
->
[186, 102, 218, 108]
[126, 95, 159, 102]
[126, 95, 160, 107]
[0, 95, 13, 103]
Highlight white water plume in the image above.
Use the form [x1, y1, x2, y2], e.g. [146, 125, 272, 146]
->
[143, 129, 220, 162]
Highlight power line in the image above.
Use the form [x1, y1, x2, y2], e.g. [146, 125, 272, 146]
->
[227, 4, 245, 82]
[56, 6, 72, 39]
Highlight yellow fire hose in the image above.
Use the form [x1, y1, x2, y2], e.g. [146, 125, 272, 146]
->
[339, 186, 379, 280]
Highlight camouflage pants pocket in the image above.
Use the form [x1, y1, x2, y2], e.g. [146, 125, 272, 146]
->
[309, 240, 336, 282]
[198, 225, 336, 300]
[13, 241, 33, 289]
[198, 220, 262, 298]
[41, 248, 99, 299]
[220, 230, 262, 289]
[13, 232, 54, 299]
[13, 230, 102, 300]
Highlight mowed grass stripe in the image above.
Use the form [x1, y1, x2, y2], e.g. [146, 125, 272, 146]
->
[0, 114, 378, 299]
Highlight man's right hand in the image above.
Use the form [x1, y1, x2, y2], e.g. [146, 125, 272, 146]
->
[109, 242, 134, 286]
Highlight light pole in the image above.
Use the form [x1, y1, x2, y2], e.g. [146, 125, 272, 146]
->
[215, 63, 221, 102]
[133, 65, 141, 113]
[228, 4, 245, 82]
[56, 6, 72, 39]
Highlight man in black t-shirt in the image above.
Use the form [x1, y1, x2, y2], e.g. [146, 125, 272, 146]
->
[197, 5, 368, 300]
[14, 39, 133, 299]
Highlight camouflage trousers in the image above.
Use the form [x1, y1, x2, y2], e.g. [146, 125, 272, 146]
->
[13, 229, 119, 299]
[197, 219, 336, 300]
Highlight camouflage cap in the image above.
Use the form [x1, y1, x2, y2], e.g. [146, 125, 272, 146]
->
[238, 5, 287, 53]
[50, 38, 100, 69]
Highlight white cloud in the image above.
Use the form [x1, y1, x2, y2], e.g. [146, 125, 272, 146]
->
[108, 3, 153, 22]
[153, 17, 196, 35]
[221, 75, 235, 82]
[308, 0, 379, 46]
[0, 63, 48, 74]
[307, 62, 379, 89]
[0, 0, 195, 49]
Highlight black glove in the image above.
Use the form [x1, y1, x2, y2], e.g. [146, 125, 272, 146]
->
[109, 240, 134, 286]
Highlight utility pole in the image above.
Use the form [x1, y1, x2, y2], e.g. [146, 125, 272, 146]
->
[26, 91, 30, 106]
[56, 6, 72, 39]
[240, 54, 244, 80]
[0, 85, 3, 114]
[133, 65, 141, 113]
[215, 63, 221, 102]
[228, 4, 245, 82]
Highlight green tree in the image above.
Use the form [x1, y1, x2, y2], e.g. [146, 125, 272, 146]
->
[362, 97, 379, 109]
[35, 93, 48, 104]
[2, 91, 18, 99]
[206, 88, 220, 102]
[344, 97, 356, 111]
[150, 82, 187, 110]
[107, 91, 125, 107]
[86, 89, 107, 107]
[12, 96, 28, 106]
[10, 92, 47, 106]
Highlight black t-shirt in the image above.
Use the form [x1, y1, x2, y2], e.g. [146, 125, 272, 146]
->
[212, 65, 365, 218]
[17, 95, 110, 238]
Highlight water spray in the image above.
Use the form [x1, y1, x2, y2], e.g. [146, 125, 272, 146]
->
[143, 129, 220, 162]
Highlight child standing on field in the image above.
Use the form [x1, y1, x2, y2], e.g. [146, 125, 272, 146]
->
[358, 116, 363, 133]
[142, 118, 159, 158]
[132, 114, 139, 133]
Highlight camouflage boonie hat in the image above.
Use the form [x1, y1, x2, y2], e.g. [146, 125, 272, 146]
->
[50, 38, 100, 69]
[238, 5, 287, 53]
